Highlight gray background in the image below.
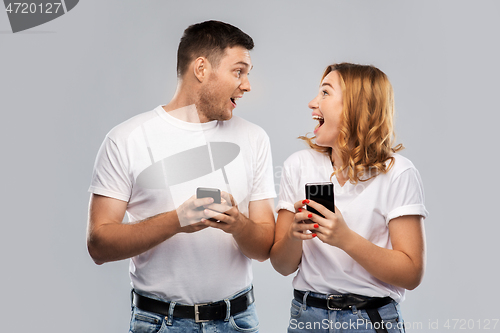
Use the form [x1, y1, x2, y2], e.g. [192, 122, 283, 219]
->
[1, 0, 499, 332]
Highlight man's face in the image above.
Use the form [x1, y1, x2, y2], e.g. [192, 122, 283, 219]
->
[197, 46, 252, 122]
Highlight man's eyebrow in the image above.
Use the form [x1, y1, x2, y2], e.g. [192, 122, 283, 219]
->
[234, 61, 253, 70]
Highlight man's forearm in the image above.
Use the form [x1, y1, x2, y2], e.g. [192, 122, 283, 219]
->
[87, 211, 179, 264]
[232, 215, 275, 262]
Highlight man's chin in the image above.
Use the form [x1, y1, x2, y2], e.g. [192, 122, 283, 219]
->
[199, 107, 233, 122]
[218, 110, 233, 121]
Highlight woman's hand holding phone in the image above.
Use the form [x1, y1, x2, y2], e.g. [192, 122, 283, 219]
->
[291, 199, 354, 250]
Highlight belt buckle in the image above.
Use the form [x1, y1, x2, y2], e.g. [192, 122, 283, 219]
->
[327, 295, 342, 311]
[194, 303, 209, 323]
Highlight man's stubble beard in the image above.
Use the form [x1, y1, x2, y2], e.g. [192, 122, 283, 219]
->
[197, 74, 232, 122]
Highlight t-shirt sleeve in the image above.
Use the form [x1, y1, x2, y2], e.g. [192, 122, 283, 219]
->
[275, 157, 296, 213]
[88, 136, 132, 202]
[385, 167, 428, 225]
[249, 132, 276, 201]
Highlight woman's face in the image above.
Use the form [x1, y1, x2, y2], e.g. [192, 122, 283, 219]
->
[309, 70, 344, 148]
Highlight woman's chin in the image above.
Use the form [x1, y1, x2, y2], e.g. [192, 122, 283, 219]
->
[314, 139, 329, 148]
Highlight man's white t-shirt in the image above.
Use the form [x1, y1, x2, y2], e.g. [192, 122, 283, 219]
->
[276, 149, 428, 303]
[89, 106, 276, 304]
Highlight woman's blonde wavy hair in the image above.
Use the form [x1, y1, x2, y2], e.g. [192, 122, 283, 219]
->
[300, 63, 404, 184]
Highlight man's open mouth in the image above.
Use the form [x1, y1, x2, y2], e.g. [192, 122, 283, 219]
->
[230, 96, 241, 108]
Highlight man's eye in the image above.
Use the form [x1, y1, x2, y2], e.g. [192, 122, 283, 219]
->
[236, 70, 241, 77]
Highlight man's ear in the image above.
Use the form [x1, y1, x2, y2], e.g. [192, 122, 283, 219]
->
[193, 57, 209, 83]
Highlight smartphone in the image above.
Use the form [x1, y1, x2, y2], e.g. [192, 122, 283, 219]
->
[196, 187, 221, 204]
[196, 187, 221, 222]
[305, 182, 335, 218]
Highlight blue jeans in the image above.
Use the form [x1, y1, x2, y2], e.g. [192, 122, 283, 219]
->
[129, 286, 259, 333]
[288, 291, 405, 333]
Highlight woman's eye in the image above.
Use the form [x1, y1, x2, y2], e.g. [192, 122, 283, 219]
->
[322, 90, 328, 96]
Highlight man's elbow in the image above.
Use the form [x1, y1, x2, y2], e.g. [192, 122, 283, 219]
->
[255, 251, 271, 263]
[87, 233, 107, 265]
[245, 245, 271, 262]
[87, 242, 104, 265]
[405, 280, 421, 291]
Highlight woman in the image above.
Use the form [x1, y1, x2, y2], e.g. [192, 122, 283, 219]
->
[270, 63, 428, 333]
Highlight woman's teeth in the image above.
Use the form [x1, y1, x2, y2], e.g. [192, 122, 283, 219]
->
[312, 115, 324, 126]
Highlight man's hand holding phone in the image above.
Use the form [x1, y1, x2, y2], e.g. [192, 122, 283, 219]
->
[176, 187, 224, 225]
[196, 187, 222, 222]
[197, 190, 249, 237]
[175, 194, 215, 231]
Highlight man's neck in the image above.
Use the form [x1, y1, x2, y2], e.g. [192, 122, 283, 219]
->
[162, 103, 208, 123]
[162, 81, 211, 123]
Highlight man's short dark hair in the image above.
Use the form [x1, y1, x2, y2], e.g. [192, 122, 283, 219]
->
[177, 20, 254, 77]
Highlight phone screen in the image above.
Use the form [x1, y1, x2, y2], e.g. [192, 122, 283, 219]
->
[305, 182, 335, 218]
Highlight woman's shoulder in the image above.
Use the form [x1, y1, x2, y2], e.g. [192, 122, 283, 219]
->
[283, 149, 328, 166]
[385, 153, 421, 180]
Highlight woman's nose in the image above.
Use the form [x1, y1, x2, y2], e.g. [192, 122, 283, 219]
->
[308, 95, 319, 109]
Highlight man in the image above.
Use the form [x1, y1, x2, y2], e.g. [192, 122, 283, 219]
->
[87, 21, 276, 332]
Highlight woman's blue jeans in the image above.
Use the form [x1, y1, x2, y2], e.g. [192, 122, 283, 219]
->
[288, 291, 406, 333]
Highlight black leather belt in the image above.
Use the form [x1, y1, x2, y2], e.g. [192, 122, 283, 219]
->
[132, 288, 254, 323]
[294, 289, 393, 333]
[294, 289, 392, 311]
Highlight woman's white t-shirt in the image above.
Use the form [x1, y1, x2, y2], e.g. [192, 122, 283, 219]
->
[276, 149, 428, 303]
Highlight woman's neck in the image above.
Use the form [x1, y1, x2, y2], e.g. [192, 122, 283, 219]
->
[330, 149, 348, 187]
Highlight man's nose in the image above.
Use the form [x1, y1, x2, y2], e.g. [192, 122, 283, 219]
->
[240, 75, 251, 92]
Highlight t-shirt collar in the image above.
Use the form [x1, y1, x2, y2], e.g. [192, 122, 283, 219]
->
[155, 105, 219, 131]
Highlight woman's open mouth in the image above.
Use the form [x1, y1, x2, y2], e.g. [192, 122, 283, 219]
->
[313, 114, 324, 133]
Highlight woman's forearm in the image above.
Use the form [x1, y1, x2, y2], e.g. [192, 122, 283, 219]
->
[340, 216, 426, 290]
[342, 232, 424, 290]
[270, 233, 303, 276]
[270, 210, 304, 276]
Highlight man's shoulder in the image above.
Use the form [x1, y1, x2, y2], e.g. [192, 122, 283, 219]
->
[222, 116, 269, 138]
[106, 107, 159, 141]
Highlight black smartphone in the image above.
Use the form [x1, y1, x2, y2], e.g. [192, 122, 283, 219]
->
[305, 182, 335, 218]
[196, 187, 221, 221]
